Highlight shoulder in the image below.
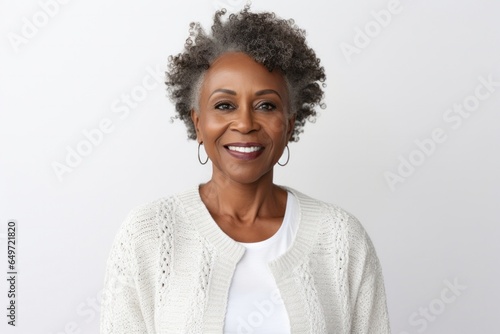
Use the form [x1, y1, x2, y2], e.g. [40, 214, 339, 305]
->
[119, 198, 163, 236]
[285, 187, 375, 260]
[286, 187, 367, 238]
[113, 194, 178, 246]
[287, 187, 384, 283]
[116, 186, 201, 243]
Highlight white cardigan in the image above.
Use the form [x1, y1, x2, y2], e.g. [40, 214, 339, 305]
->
[100, 186, 391, 333]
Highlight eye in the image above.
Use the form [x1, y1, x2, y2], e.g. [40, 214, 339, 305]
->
[214, 102, 235, 110]
[257, 102, 277, 111]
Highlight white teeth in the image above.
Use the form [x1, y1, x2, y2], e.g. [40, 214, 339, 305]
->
[227, 146, 262, 153]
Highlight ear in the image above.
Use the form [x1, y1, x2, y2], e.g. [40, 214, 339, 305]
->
[190, 109, 202, 143]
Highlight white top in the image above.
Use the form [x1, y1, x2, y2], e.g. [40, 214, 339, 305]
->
[224, 192, 299, 334]
[100, 186, 391, 333]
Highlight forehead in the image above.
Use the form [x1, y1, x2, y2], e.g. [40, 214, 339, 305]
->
[200, 52, 288, 94]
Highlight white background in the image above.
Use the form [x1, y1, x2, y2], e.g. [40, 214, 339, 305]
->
[1, 0, 499, 333]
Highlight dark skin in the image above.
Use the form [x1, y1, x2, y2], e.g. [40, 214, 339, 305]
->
[191, 52, 295, 242]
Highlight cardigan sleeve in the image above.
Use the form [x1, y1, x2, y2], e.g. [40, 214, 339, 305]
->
[100, 210, 149, 334]
[347, 214, 391, 333]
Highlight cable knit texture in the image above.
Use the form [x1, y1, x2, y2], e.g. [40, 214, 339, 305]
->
[100, 186, 391, 334]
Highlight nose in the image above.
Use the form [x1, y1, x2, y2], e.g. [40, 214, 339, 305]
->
[231, 103, 259, 133]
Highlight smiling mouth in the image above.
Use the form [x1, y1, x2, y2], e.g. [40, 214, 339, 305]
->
[223, 143, 265, 160]
[226, 146, 263, 153]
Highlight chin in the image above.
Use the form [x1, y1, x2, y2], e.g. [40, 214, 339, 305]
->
[226, 174, 267, 185]
[220, 167, 274, 185]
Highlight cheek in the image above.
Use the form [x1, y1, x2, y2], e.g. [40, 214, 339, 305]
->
[267, 117, 290, 140]
[199, 114, 226, 138]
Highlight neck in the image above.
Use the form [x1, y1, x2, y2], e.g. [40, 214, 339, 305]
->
[200, 168, 286, 226]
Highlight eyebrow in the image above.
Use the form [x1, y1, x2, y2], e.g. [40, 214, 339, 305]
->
[256, 89, 282, 99]
[209, 89, 282, 100]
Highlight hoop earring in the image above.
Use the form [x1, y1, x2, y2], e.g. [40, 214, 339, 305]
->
[197, 142, 209, 165]
[278, 145, 290, 166]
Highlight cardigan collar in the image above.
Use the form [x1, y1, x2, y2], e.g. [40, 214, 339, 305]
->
[176, 184, 323, 276]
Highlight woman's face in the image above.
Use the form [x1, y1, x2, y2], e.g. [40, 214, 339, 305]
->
[191, 52, 294, 185]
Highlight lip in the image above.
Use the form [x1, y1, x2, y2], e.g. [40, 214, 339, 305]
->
[223, 142, 265, 161]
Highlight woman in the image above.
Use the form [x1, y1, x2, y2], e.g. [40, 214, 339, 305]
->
[100, 7, 390, 334]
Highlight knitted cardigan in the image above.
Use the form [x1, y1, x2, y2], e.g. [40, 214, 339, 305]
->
[100, 186, 391, 333]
